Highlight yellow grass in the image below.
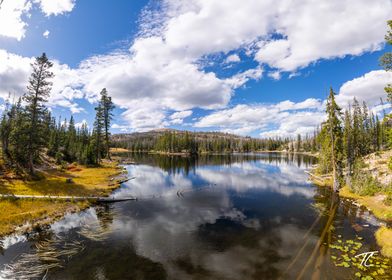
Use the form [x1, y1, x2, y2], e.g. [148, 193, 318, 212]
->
[339, 186, 392, 221]
[375, 226, 392, 258]
[110, 147, 130, 153]
[0, 162, 121, 237]
[0, 162, 121, 197]
[0, 199, 89, 236]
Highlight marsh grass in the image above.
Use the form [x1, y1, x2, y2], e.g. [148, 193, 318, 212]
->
[2, 236, 85, 279]
[0, 162, 120, 237]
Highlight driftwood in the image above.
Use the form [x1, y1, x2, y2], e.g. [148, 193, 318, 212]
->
[0, 194, 136, 203]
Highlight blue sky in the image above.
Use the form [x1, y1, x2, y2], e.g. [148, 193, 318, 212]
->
[0, 0, 391, 137]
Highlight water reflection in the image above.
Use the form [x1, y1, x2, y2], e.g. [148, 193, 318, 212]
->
[0, 153, 389, 280]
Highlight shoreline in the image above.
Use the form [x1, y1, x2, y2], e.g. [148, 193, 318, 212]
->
[0, 161, 126, 239]
[308, 168, 392, 258]
[112, 149, 319, 158]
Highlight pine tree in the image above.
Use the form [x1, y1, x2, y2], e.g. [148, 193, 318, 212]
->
[343, 108, 354, 185]
[99, 88, 115, 160]
[93, 102, 105, 164]
[326, 88, 344, 192]
[23, 53, 54, 174]
[296, 134, 301, 152]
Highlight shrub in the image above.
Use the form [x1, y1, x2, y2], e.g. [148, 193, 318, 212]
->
[385, 194, 392, 206]
[350, 171, 382, 196]
[388, 157, 392, 171]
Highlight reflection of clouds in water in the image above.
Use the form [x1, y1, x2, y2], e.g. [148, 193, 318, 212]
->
[51, 208, 99, 234]
[114, 160, 314, 199]
[197, 161, 314, 198]
[178, 224, 316, 280]
[112, 190, 242, 261]
[0, 234, 27, 250]
[113, 165, 193, 198]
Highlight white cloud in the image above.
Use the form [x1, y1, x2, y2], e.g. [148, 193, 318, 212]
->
[169, 110, 192, 124]
[35, 0, 75, 16]
[225, 67, 263, 88]
[0, 49, 84, 114]
[0, 0, 32, 40]
[75, 119, 88, 129]
[0, 49, 32, 98]
[80, 0, 390, 131]
[254, 0, 392, 71]
[268, 71, 281, 80]
[336, 70, 392, 107]
[42, 29, 49, 38]
[226, 54, 241, 63]
[195, 98, 324, 137]
[0, 0, 75, 40]
[170, 110, 192, 120]
[111, 123, 130, 132]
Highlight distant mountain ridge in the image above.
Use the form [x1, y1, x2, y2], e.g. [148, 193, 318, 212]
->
[111, 129, 251, 143]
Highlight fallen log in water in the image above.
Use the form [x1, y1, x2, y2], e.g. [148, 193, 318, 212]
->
[0, 194, 136, 203]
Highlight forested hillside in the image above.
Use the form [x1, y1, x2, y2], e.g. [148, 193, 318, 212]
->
[111, 129, 295, 153]
[0, 53, 115, 176]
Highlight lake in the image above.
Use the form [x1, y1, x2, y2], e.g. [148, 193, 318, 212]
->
[0, 153, 390, 279]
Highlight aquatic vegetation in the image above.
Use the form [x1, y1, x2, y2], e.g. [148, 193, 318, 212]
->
[329, 235, 391, 279]
[1, 236, 85, 279]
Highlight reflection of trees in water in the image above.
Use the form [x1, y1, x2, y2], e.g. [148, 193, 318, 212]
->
[122, 152, 317, 175]
[95, 204, 115, 231]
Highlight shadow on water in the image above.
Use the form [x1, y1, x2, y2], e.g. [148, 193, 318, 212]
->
[0, 153, 390, 280]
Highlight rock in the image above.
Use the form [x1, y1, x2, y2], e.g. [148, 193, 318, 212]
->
[65, 178, 74, 184]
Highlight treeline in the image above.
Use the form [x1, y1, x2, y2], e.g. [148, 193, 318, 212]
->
[112, 130, 291, 154]
[0, 53, 115, 175]
[316, 90, 389, 192]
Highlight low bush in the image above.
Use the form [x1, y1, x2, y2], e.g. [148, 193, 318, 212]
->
[350, 171, 382, 196]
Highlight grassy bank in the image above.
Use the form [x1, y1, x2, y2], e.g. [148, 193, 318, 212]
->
[0, 162, 123, 237]
[309, 156, 392, 259]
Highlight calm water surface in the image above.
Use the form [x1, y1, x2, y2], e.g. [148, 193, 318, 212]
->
[0, 153, 390, 279]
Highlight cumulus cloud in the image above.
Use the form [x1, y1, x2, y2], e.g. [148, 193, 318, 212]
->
[225, 54, 241, 63]
[336, 70, 392, 107]
[0, 49, 84, 114]
[0, 0, 32, 40]
[0, 0, 75, 40]
[67, 0, 391, 131]
[0, 49, 32, 97]
[35, 0, 75, 16]
[254, 0, 391, 71]
[195, 98, 324, 137]
[169, 110, 192, 124]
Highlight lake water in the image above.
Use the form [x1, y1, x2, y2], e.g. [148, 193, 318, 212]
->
[0, 153, 390, 279]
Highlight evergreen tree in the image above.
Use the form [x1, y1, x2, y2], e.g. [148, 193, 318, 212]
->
[99, 88, 115, 160]
[343, 108, 354, 185]
[326, 88, 344, 192]
[23, 53, 54, 174]
[93, 102, 105, 164]
[296, 134, 301, 152]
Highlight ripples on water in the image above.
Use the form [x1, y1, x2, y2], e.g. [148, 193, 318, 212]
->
[0, 153, 390, 279]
